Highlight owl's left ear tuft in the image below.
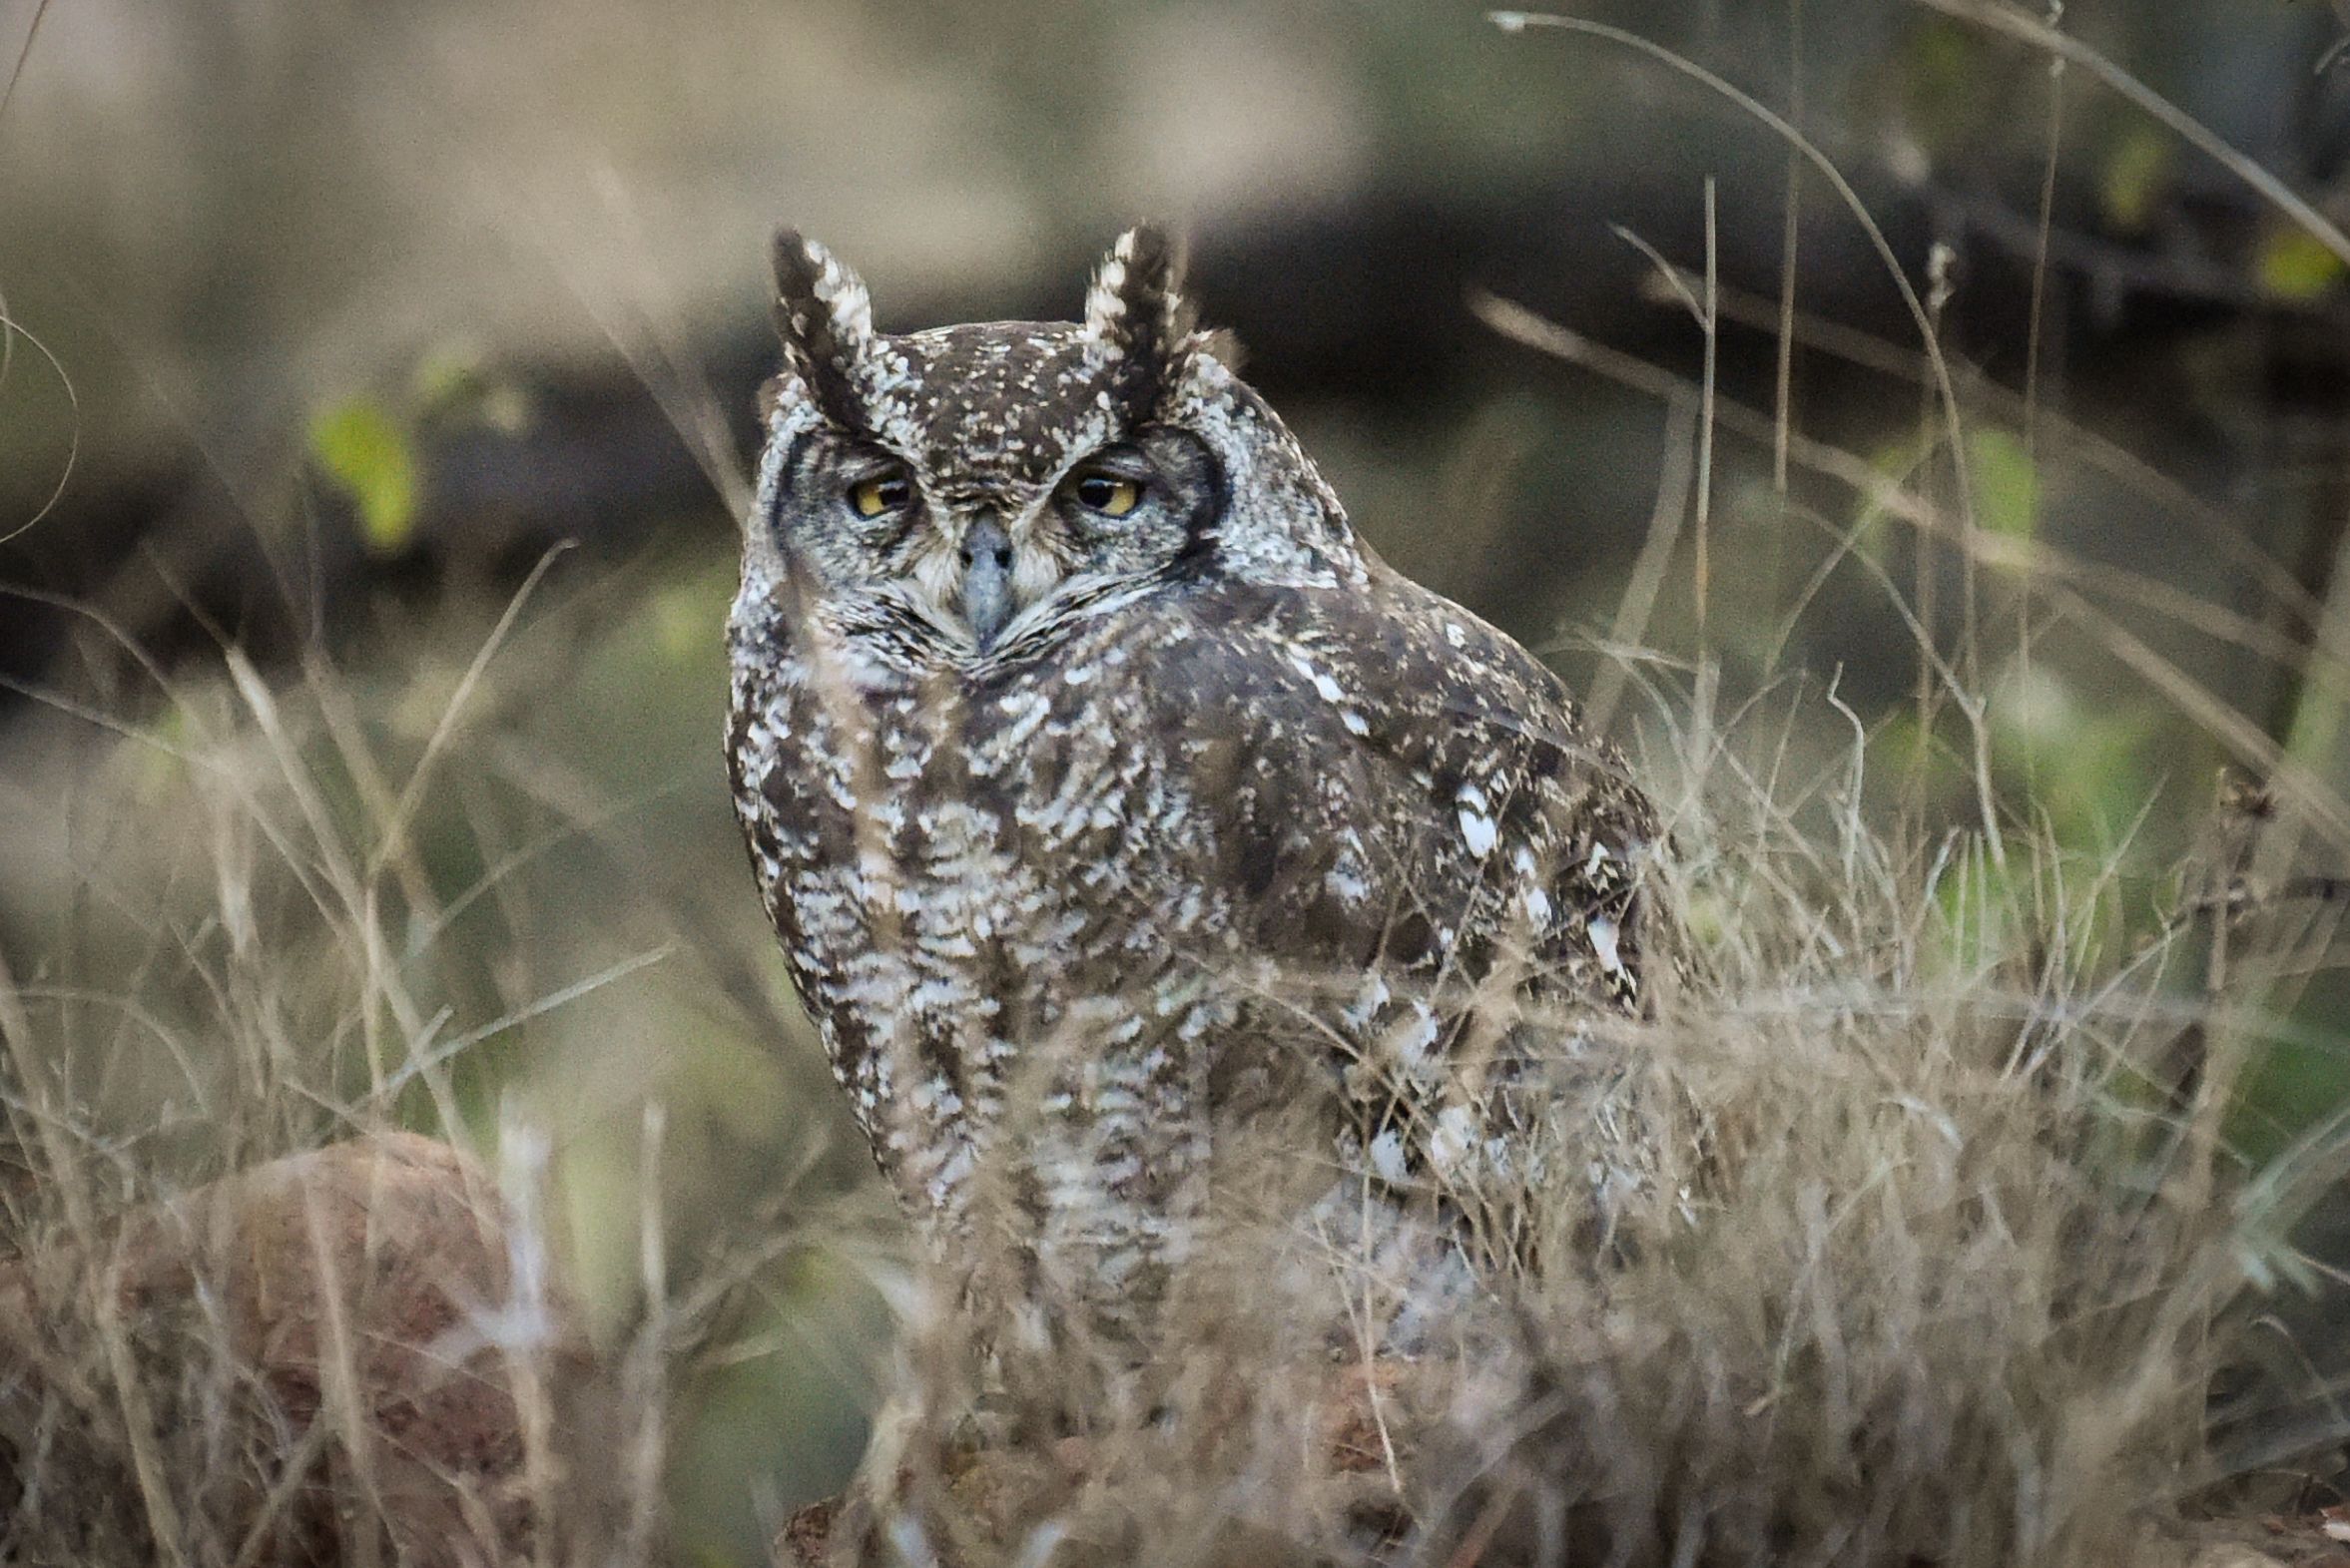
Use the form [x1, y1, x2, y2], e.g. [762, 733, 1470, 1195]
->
[1083, 224, 1199, 420]
[770, 229, 877, 433]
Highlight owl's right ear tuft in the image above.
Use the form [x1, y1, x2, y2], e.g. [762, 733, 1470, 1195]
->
[1083, 224, 1199, 422]
[770, 229, 876, 433]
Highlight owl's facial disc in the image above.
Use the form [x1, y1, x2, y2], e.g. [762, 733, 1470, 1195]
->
[892, 507, 1066, 652]
[879, 431, 1220, 656]
[759, 326, 1226, 658]
[1045, 428, 1222, 586]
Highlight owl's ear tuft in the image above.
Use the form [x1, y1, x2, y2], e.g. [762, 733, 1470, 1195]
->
[770, 229, 877, 433]
[1083, 224, 1198, 420]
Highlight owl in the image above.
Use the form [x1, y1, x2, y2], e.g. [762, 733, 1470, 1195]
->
[726, 227, 1660, 1351]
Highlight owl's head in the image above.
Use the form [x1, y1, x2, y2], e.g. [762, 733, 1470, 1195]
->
[739, 226, 1357, 663]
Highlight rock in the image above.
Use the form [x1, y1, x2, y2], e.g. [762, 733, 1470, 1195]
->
[0, 1131, 590, 1567]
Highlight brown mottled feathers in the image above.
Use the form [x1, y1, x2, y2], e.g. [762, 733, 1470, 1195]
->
[1082, 223, 1196, 422]
[727, 227, 1661, 1347]
[770, 229, 876, 434]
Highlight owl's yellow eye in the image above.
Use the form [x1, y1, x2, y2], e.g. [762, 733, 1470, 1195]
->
[849, 474, 912, 518]
[1071, 472, 1143, 518]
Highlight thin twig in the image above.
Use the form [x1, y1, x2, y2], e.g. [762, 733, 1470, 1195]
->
[371, 542, 575, 880]
[1774, 0, 1804, 495]
[0, 0, 50, 129]
[1472, 288, 2350, 851]
[1588, 399, 1698, 738]
[2022, 1, 2066, 457]
[1489, 11, 1980, 535]
[0, 951, 190, 1563]
[1698, 178, 1719, 652]
[0, 308, 81, 545]
[382, 942, 677, 1092]
[1917, 0, 2350, 269]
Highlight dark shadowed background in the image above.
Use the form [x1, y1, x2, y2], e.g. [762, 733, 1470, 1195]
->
[8, 1, 2350, 1556]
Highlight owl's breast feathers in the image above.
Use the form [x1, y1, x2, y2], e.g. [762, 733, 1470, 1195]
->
[730, 560, 1657, 1119]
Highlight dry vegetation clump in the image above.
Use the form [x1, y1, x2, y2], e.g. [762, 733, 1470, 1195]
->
[4, 620, 2348, 1568]
[781, 683, 2350, 1568]
[13, 11, 2350, 1542]
[0, 623, 767, 1566]
[1391, 718, 2285, 1568]
[0, 1129, 590, 1565]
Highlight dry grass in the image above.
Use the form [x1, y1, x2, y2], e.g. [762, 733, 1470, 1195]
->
[8, 10, 2350, 1564]
[771, 660, 2350, 1568]
[3, 494, 2348, 1568]
[0, 575, 880, 1565]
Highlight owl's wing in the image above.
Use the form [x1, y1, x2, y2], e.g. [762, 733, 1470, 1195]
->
[1136, 568, 1656, 1013]
[1120, 567, 1666, 1226]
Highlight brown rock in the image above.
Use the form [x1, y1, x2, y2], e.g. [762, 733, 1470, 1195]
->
[0, 1131, 590, 1567]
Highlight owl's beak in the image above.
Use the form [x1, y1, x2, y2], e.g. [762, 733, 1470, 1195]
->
[959, 515, 1016, 651]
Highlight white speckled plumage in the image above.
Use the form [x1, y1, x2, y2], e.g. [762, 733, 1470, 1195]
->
[728, 227, 1660, 1348]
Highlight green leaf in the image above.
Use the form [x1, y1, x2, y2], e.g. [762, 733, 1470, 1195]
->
[652, 581, 716, 663]
[411, 341, 485, 413]
[2100, 125, 2169, 232]
[2256, 224, 2347, 303]
[308, 397, 419, 553]
[1966, 428, 2040, 540]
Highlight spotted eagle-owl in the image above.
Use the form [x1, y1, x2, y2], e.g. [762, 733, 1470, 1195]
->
[727, 226, 1659, 1348]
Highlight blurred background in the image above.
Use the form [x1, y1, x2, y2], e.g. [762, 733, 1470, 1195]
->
[9, 0, 2350, 1556]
